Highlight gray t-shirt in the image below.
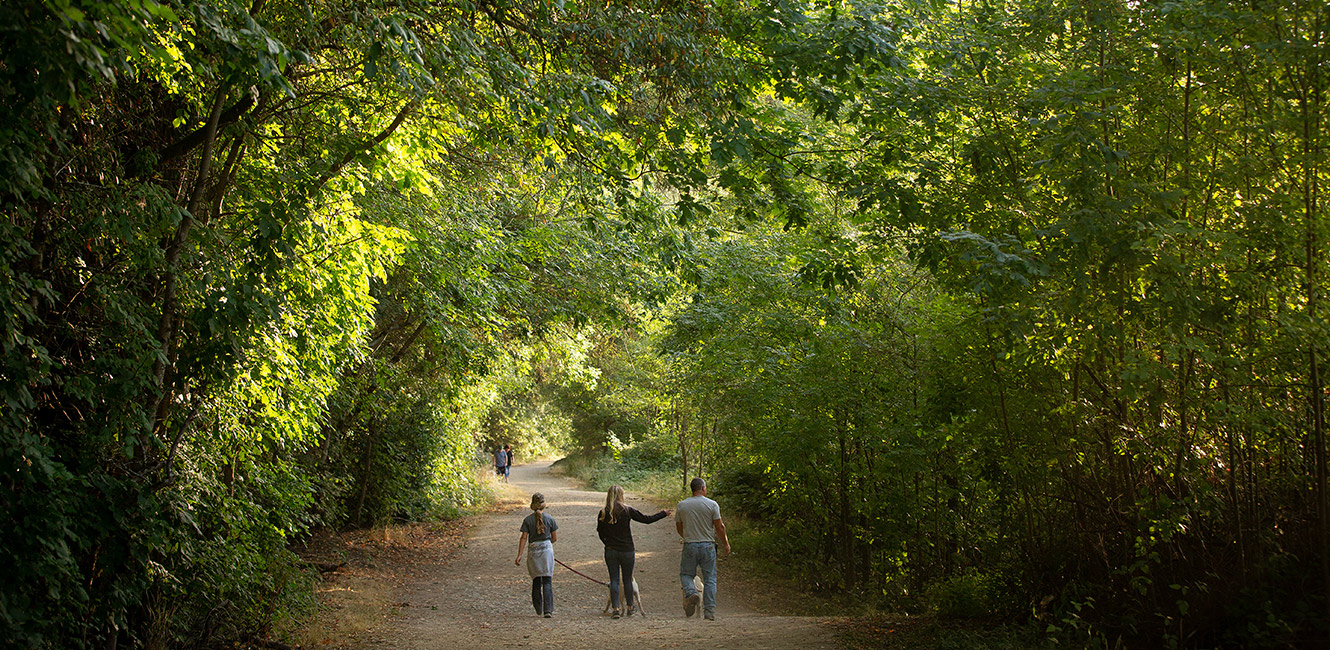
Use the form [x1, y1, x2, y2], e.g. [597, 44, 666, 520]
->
[675, 495, 721, 543]
[521, 512, 558, 543]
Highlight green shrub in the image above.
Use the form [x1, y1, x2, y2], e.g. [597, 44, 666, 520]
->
[557, 434, 686, 504]
[928, 570, 999, 620]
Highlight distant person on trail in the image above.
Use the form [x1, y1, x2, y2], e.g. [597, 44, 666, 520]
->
[675, 477, 730, 621]
[503, 444, 514, 481]
[515, 492, 558, 617]
[493, 446, 509, 482]
[596, 485, 671, 619]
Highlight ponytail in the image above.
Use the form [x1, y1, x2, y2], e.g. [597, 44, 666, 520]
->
[530, 492, 547, 534]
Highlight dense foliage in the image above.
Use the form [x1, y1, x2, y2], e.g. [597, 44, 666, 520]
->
[0, 0, 748, 645]
[2, 0, 1327, 647]
[648, 0, 1330, 646]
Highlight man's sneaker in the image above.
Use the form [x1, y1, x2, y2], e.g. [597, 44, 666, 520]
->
[704, 611, 715, 621]
[543, 612, 552, 618]
[683, 593, 700, 617]
[611, 609, 621, 619]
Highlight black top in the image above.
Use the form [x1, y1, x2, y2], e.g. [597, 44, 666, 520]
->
[596, 505, 668, 552]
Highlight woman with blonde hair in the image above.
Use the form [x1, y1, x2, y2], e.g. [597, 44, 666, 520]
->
[595, 485, 670, 618]
[515, 492, 558, 616]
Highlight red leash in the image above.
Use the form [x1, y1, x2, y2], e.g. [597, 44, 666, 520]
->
[554, 558, 609, 586]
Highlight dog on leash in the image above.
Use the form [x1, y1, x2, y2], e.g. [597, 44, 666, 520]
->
[682, 575, 704, 617]
[602, 576, 703, 617]
[603, 578, 642, 616]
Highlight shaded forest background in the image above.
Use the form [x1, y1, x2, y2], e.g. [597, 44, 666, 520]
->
[1, 0, 1327, 647]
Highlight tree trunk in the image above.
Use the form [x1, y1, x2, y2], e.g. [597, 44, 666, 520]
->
[1304, 103, 1329, 633]
[149, 86, 230, 442]
[677, 406, 689, 493]
[354, 420, 379, 526]
[1295, 35, 1329, 626]
[837, 422, 854, 591]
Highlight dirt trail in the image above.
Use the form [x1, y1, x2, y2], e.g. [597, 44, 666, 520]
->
[346, 461, 839, 649]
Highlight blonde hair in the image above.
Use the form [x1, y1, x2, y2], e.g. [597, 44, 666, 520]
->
[601, 485, 626, 525]
[530, 492, 547, 534]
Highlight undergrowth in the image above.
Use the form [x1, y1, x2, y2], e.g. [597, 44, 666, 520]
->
[552, 436, 688, 504]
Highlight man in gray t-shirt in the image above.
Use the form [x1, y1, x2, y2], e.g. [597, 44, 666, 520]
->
[675, 477, 731, 620]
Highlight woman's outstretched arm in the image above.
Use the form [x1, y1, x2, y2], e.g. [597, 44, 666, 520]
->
[631, 507, 672, 524]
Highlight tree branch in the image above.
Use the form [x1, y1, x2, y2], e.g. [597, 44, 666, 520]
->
[312, 97, 420, 194]
[155, 89, 258, 167]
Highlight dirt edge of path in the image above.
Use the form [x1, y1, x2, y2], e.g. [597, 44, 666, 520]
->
[280, 481, 529, 648]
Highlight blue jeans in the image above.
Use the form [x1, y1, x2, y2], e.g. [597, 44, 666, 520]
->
[680, 542, 717, 614]
[604, 547, 636, 610]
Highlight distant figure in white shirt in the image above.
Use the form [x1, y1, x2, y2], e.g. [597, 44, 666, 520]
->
[675, 477, 731, 621]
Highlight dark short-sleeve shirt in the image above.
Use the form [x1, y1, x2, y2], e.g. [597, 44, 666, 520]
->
[521, 512, 558, 543]
[596, 505, 668, 552]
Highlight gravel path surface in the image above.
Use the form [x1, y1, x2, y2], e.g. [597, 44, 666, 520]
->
[348, 460, 839, 649]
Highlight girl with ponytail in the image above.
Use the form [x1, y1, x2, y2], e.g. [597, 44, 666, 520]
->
[515, 492, 558, 616]
[595, 485, 671, 618]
